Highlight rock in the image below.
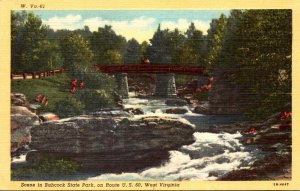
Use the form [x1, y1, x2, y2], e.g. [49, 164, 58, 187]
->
[254, 132, 291, 145]
[219, 153, 291, 180]
[279, 123, 292, 131]
[11, 144, 30, 158]
[205, 68, 249, 115]
[193, 104, 209, 114]
[165, 99, 187, 106]
[28, 116, 195, 171]
[147, 122, 158, 128]
[165, 108, 189, 114]
[125, 108, 144, 115]
[260, 143, 291, 152]
[39, 113, 60, 122]
[88, 108, 133, 117]
[132, 108, 144, 115]
[11, 93, 29, 108]
[11, 106, 40, 152]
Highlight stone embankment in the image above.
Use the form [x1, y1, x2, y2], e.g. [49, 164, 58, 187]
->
[11, 93, 40, 153]
[27, 115, 195, 172]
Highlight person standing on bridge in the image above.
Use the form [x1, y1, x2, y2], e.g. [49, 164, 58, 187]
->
[141, 56, 150, 64]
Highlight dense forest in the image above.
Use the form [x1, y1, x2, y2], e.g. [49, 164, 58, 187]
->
[11, 10, 292, 120]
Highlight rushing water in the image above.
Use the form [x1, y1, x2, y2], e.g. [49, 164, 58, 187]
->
[12, 92, 260, 181]
[87, 93, 257, 181]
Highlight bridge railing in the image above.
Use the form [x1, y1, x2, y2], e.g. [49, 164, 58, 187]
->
[11, 69, 67, 80]
[94, 64, 211, 75]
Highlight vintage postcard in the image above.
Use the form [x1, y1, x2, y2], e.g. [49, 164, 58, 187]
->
[0, 0, 300, 190]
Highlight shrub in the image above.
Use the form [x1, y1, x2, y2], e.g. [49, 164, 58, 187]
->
[12, 157, 80, 177]
[75, 89, 114, 112]
[55, 96, 85, 118]
[69, 63, 115, 92]
[67, 63, 116, 112]
[192, 91, 208, 102]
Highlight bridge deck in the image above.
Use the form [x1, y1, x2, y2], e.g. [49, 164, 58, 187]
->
[94, 64, 210, 75]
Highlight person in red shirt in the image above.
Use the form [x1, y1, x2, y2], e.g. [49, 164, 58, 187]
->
[141, 56, 150, 64]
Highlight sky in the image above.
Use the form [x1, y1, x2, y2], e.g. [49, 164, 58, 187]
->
[32, 10, 230, 43]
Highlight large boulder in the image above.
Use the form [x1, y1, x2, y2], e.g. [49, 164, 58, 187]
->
[193, 104, 210, 114]
[124, 108, 144, 115]
[11, 106, 40, 152]
[27, 116, 195, 171]
[88, 108, 133, 117]
[201, 68, 250, 115]
[165, 108, 189, 114]
[165, 99, 187, 106]
[11, 93, 30, 108]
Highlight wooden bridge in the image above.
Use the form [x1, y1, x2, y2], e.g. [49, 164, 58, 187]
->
[11, 64, 211, 98]
[94, 64, 210, 76]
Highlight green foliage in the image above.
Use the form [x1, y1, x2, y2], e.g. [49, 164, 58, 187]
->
[184, 28, 206, 65]
[59, 32, 93, 69]
[146, 23, 207, 65]
[55, 96, 85, 118]
[75, 89, 114, 112]
[186, 22, 196, 39]
[124, 38, 142, 64]
[11, 11, 61, 73]
[140, 41, 150, 56]
[46, 25, 92, 41]
[192, 91, 209, 102]
[215, 10, 292, 120]
[175, 76, 196, 87]
[90, 25, 127, 64]
[101, 49, 123, 64]
[166, 29, 186, 64]
[68, 63, 116, 112]
[37, 40, 63, 70]
[69, 63, 115, 91]
[206, 14, 227, 65]
[245, 92, 291, 120]
[12, 157, 80, 177]
[147, 24, 171, 63]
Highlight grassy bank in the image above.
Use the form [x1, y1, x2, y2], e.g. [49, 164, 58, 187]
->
[11, 74, 71, 113]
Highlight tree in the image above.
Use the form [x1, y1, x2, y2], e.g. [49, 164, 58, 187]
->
[146, 24, 171, 63]
[124, 38, 141, 64]
[140, 41, 149, 56]
[46, 26, 92, 42]
[166, 28, 185, 64]
[37, 40, 63, 71]
[11, 11, 48, 72]
[186, 22, 196, 39]
[59, 32, 93, 69]
[90, 25, 126, 64]
[147, 23, 207, 65]
[206, 14, 227, 65]
[215, 10, 292, 119]
[186, 30, 206, 65]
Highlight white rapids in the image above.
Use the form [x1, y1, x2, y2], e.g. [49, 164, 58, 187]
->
[87, 93, 256, 181]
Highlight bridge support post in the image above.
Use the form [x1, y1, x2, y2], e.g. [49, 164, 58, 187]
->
[154, 73, 177, 97]
[115, 73, 129, 98]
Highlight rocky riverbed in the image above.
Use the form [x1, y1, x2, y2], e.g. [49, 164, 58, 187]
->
[11, 92, 291, 181]
[205, 115, 292, 180]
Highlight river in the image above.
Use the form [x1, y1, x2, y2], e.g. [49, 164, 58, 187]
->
[12, 92, 263, 181]
[86, 92, 261, 181]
